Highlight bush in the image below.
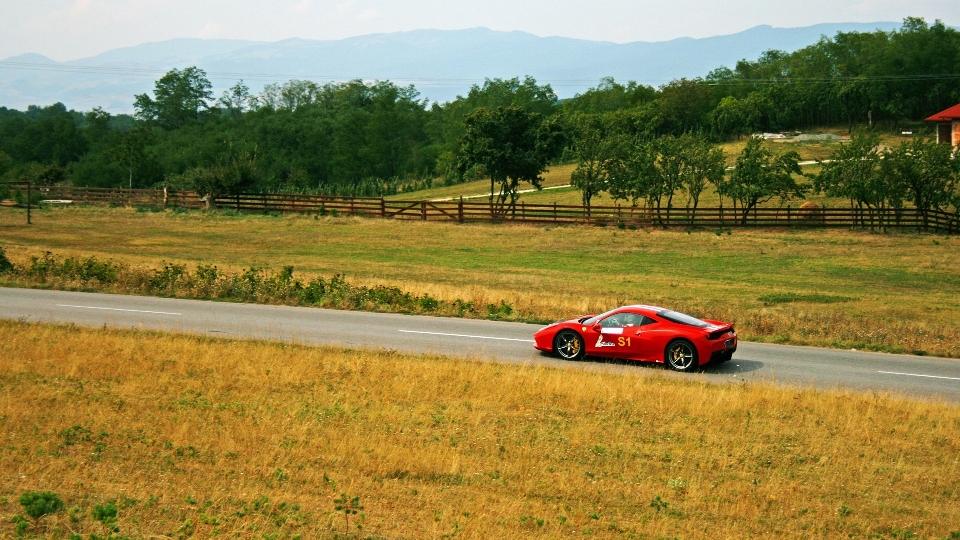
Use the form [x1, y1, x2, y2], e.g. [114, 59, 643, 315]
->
[7, 251, 531, 322]
[0, 246, 14, 273]
[19, 490, 64, 524]
[92, 500, 119, 532]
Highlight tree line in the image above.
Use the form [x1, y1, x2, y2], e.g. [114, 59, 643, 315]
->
[0, 18, 958, 216]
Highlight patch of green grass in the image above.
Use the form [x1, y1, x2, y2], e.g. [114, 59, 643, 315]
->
[1, 205, 958, 357]
[758, 292, 857, 305]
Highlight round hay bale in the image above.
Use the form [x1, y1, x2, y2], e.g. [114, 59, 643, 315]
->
[797, 201, 822, 219]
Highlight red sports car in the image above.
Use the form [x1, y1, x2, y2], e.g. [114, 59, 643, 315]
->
[534, 305, 737, 371]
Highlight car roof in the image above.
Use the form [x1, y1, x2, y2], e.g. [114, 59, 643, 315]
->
[621, 304, 665, 314]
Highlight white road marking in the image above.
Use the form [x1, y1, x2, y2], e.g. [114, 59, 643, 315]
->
[399, 330, 534, 343]
[878, 371, 960, 381]
[56, 304, 182, 316]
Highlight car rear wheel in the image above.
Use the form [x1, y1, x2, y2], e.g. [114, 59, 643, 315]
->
[666, 340, 698, 372]
[554, 330, 585, 361]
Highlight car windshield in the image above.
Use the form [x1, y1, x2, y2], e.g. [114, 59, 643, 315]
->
[657, 310, 710, 328]
[582, 309, 619, 326]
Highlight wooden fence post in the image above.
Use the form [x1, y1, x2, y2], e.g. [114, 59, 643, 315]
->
[381, 196, 386, 218]
[458, 196, 464, 223]
[421, 200, 427, 221]
[521, 201, 526, 222]
[786, 205, 791, 226]
[26, 179, 31, 225]
[554, 202, 557, 223]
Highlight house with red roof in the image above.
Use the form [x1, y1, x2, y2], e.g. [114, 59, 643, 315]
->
[925, 104, 960, 148]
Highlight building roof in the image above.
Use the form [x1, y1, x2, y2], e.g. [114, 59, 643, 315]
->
[925, 104, 960, 122]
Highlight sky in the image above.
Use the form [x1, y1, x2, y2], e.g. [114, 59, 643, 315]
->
[1, 0, 959, 61]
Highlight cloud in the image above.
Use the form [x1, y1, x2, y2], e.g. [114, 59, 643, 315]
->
[71, 0, 92, 12]
[289, 0, 312, 14]
[357, 8, 379, 20]
[198, 23, 224, 39]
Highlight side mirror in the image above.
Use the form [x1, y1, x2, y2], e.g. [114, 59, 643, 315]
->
[592, 324, 602, 332]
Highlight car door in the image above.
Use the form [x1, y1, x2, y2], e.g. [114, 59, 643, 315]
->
[627, 315, 662, 361]
[584, 311, 645, 359]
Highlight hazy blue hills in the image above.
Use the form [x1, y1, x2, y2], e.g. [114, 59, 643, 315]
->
[0, 22, 904, 113]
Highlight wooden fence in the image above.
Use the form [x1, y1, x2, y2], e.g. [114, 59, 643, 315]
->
[11, 184, 959, 234]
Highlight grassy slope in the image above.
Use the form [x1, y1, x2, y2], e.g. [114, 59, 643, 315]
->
[1, 321, 958, 539]
[1, 205, 958, 357]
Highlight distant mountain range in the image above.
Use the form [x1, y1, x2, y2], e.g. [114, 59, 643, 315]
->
[0, 23, 907, 113]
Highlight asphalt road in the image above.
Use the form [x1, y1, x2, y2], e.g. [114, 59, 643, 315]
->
[2, 287, 959, 401]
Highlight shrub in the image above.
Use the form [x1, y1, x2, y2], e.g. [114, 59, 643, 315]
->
[19, 491, 65, 525]
[0, 247, 14, 273]
[92, 500, 119, 532]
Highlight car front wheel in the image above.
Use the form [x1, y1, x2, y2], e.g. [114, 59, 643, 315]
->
[554, 330, 585, 361]
[666, 340, 698, 372]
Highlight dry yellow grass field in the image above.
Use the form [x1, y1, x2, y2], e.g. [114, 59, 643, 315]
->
[2, 204, 959, 358]
[2, 320, 958, 539]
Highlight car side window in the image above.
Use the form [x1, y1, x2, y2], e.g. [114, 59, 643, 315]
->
[639, 316, 658, 326]
[599, 313, 644, 327]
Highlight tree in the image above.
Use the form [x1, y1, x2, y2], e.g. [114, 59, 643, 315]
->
[171, 143, 260, 209]
[218, 80, 254, 117]
[0, 151, 12, 179]
[134, 67, 214, 129]
[256, 79, 323, 111]
[107, 128, 153, 189]
[561, 77, 657, 115]
[456, 106, 565, 213]
[653, 136, 690, 213]
[652, 78, 714, 135]
[35, 163, 67, 186]
[606, 138, 660, 208]
[711, 96, 747, 140]
[569, 114, 623, 207]
[814, 130, 894, 228]
[682, 137, 726, 219]
[729, 137, 805, 223]
[883, 135, 959, 227]
[5, 104, 88, 166]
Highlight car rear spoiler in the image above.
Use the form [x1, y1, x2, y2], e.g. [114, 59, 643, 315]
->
[706, 324, 734, 341]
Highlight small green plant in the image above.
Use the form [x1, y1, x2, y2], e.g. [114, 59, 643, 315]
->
[11, 514, 29, 537]
[333, 493, 363, 533]
[19, 490, 65, 527]
[518, 515, 545, 528]
[0, 246, 14, 273]
[836, 504, 853, 517]
[485, 300, 514, 319]
[91, 500, 119, 532]
[68, 506, 83, 523]
[650, 495, 669, 513]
